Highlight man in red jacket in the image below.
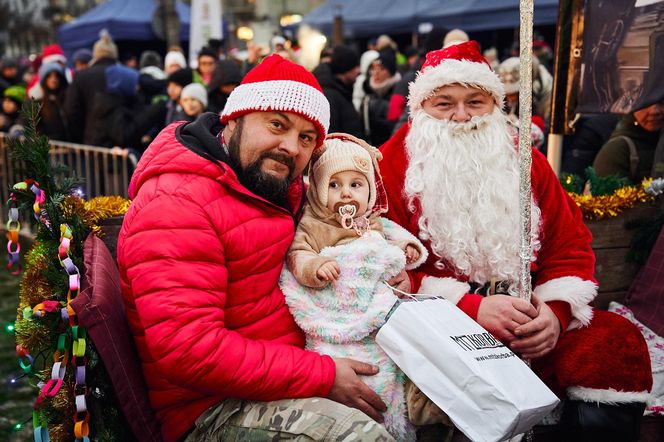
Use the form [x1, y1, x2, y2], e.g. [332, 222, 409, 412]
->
[379, 41, 652, 441]
[118, 54, 401, 442]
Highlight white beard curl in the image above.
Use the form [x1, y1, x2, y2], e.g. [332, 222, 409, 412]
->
[404, 107, 541, 294]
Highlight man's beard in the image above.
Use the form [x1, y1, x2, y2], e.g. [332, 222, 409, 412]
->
[404, 108, 541, 293]
[226, 119, 295, 209]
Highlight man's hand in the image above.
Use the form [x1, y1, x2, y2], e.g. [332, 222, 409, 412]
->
[476, 295, 538, 344]
[510, 295, 561, 359]
[387, 269, 411, 296]
[405, 245, 420, 264]
[316, 261, 340, 282]
[327, 358, 387, 422]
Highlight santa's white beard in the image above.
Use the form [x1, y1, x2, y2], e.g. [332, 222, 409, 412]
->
[404, 108, 541, 293]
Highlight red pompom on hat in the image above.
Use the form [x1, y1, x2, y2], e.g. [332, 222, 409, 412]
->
[42, 44, 66, 65]
[221, 54, 330, 148]
[408, 40, 504, 115]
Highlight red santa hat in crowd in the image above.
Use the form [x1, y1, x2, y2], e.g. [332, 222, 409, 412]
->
[41, 44, 67, 65]
[221, 54, 330, 148]
[408, 41, 504, 115]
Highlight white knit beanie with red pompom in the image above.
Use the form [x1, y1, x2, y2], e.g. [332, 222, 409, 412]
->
[220, 54, 330, 148]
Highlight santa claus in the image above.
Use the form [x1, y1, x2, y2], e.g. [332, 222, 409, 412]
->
[379, 41, 652, 440]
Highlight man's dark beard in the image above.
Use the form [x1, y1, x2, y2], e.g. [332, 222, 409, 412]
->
[226, 118, 295, 209]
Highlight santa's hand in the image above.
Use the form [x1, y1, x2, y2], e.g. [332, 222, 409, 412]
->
[387, 269, 411, 296]
[477, 295, 538, 344]
[511, 295, 561, 359]
[405, 245, 420, 264]
[316, 261, 340, 282]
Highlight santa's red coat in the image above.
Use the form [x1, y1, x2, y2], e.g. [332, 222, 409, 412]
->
[378, 123, 652, 402]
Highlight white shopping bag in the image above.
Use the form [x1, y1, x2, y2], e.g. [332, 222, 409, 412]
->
[376, 297, 559, 442]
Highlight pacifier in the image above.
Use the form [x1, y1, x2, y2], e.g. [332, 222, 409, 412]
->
[335, 202, 358, 229]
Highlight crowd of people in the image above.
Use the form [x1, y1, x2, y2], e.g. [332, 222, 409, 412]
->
[1, 28, 662, 181]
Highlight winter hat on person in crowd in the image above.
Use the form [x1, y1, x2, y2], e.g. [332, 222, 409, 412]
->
[221, 54, 330, 148]
[497, 57, 521, 95]
[72, 48, 93, 65]
[140, 51, 163, 70]
[443, 29, 470, 48]
[330, 45, 360, 75]
[92, 30, 119, 61]
[180, 83, 208, 108]
[408, 40, 504, 115]
[197, 46, 217, 59]
[310, 133, 380, 211]
[165, 51, 187, 70]
[3, 85, 26, 105]
[41, 44, 67, 65]
[38, 62, 66, 88]
[167, 67, 193, 88]
[373, 50, 397, 76]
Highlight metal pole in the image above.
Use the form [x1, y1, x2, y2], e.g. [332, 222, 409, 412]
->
[162, 0, 181, 50]
[518, 0, 534, 304]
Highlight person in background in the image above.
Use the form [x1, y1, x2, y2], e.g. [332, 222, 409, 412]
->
[28, 44, 70, 100]
[164, 67, 194, 125]
[207, 60, 243, 114]
[195, 46, 218, 86]
[0, 57, 22, 93]
[138, 51, 167, 105]
[121, 53, 139, 70]
[442, 28, 469, 48]
[361, 50, 400, 146]
[315, 45, 364, 139]
[32, 62, 70, 141]
[497, 56, 547, 151]
[72, 49, 93, 72]
[353, 49, 379, 112]
[179, 83, 208, 122]
[164, 50, 188, 75]
[0, 85, 26, 133]
[594, 100, 664, 182]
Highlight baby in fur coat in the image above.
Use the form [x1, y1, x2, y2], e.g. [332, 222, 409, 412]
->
[280, 133, 428, 441]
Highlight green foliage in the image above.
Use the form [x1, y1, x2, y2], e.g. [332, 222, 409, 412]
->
[560, 172, 584, 194]
[559, 167, 631, 197]
[585, 166, 630, 197]
[7, 103, 126, 441]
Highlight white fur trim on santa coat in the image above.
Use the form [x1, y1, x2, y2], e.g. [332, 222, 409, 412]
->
[417, 276, 470, 304]
[533, 276, 597, 330]
[567, 387, 651, 405]
[408, 59, 505, 115]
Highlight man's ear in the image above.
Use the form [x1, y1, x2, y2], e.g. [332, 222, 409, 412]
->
[225, 119, 237, 133]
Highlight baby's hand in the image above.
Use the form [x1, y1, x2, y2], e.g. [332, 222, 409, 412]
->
[405, 245, 420, 264]
[317, 261, 341, 282]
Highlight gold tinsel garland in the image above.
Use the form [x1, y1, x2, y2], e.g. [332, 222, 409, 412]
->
[15, 195, 129, 441]
[568, 179, 655, 221]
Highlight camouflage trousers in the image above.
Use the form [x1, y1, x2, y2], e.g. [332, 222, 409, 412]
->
[183, 397, 395, 441]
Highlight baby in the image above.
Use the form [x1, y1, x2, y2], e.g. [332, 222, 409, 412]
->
[280, 133, 428, 441]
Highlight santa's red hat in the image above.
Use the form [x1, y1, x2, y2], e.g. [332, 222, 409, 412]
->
[221, 54, 330, 148]
[42, 44, 66, 65]
[408, 41, 504, 115]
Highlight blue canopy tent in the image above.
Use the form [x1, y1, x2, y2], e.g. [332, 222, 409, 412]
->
[295, 0, 559, 38]
[57, 0, 191, 53]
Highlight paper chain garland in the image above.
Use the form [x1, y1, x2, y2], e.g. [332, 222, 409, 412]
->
[8, 182, 89, 441]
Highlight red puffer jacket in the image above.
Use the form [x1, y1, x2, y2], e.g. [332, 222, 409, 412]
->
[117, 114, 336, 442]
